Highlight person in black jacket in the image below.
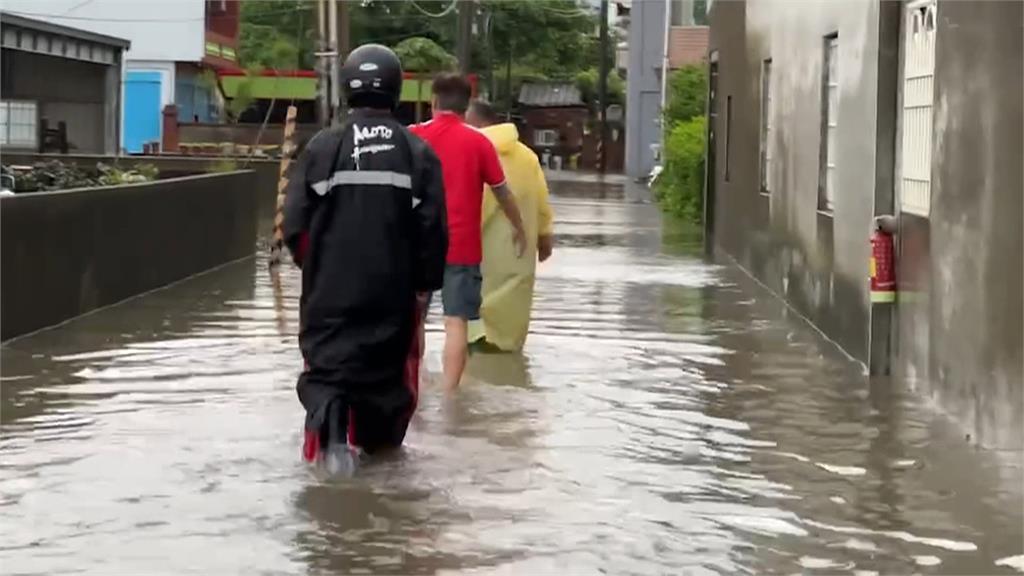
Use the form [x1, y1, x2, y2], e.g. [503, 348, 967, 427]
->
[283, 44, 447, 472]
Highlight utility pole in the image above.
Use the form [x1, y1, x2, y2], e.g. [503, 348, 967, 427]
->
[598, 0, 609, 173]
[316, 0, 330, 127]
[505, 37, 513, 120]
[327, 0, 340, 126]
[659, 0, 672, 155]
[457, 0, 474, 75]
[485, 11, 495, 100]
[336, 0, 351, 121]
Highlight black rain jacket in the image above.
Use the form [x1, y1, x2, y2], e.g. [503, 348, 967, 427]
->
[283, 109, 446, 389]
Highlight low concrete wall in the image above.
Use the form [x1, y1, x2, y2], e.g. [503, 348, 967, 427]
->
[178, 122, 320, 148]
[1, 170, 260, 340]
[2, 153, 280, 231]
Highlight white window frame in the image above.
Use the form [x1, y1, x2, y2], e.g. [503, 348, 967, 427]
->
[899, 0, 937, 217]
[534, 129, 558, 147]
[0, 100, 39, 150]
[819, 34, 839, 213]
[759, 58, 773, 194]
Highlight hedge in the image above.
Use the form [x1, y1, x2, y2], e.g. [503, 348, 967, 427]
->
[655, 116, 706, 222]
[654, 65, 708, 224]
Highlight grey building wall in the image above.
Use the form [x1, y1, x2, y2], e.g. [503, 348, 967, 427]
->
[707, 0, 888, 363]
[624, 0, 667, 179]
[895, 0, 1023, 450]
[708, 0, 1023, 450]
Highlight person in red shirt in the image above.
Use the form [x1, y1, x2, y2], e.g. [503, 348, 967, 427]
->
[411, 73, 526, 390]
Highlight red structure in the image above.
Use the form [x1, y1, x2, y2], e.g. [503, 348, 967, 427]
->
[203, 0, 241, 69]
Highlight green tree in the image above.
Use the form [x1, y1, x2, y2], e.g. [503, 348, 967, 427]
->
[655, 65, 709, 224]
[655, 117, 706, 221]
[394, 37, 456, 73]
[575, 67, 625, 107]
[485, 0, 598, 78]
[239, 0, 314, 70]
[693, 0, 709, 25]
[237, 0, 602, 108]
[664, 65, 707, 123]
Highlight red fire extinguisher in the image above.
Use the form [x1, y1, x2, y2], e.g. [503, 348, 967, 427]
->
[870, 223, 896, 303]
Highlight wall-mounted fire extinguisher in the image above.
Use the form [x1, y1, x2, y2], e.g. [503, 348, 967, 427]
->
[870, 216, 897, 303]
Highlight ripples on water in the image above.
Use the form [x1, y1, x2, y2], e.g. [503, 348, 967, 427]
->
[1, 195, 1021, 575]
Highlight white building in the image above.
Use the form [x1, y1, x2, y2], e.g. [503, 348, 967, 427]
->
[1, 0, 215, 152]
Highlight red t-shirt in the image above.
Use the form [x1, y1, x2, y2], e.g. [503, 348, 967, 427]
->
[410, 113, 505, 265]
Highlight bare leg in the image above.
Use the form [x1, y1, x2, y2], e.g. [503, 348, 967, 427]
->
[443, 316, 469, 390]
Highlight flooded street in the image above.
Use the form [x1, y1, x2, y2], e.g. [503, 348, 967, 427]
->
[2, 183, 1021, 575]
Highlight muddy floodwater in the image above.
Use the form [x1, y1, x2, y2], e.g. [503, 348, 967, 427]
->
[2, 182, 1022, 575]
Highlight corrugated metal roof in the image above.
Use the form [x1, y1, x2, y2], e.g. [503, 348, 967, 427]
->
[518, 82, 584, 108]
[0, 11, 130, 49]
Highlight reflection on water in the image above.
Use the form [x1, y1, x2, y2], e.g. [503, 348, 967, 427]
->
[1, 186, 1021, 575]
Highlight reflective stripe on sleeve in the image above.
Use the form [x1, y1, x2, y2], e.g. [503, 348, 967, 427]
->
[311, 170, 413, 196]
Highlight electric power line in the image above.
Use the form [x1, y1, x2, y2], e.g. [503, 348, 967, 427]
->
[408, 0, 458, 18]
[5, 4, 307, 24]
[4, 10, 205, 23]
[62, 0, 97, 15]
[537, 1, 595, 18]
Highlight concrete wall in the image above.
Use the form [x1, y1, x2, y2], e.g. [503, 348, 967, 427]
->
[707, 0, 889, 363]
[2, 0, 205, 62]
[895, 0, 1023, 450]
[708, 0, 1023, 449]
[624, 0, 667, 179]
[178, 122, 321, 149]
[0, 170, 260, 341]
[1, 153, 280, 227]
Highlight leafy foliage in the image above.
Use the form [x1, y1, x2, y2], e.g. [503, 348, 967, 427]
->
[237, 0, 601, 82]
[394, 37, 456, 72]
[655, 117, 705, 221]
[693, 0, 709, 25]
[575, 67, 625, 107]
[4, 161, 159, 193]
[655, 65, 709, 223]
[485, 0, 600, 77]
[664, 65, 707, 125]
[239, 1, 315, 70]
[224, 66, 267, 121]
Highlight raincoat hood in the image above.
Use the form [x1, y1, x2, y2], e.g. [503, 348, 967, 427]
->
[481, 123, 520, 155]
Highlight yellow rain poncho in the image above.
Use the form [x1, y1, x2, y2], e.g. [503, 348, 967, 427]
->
[468, 123, 553, 351]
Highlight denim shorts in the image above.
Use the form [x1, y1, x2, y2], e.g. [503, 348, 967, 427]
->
[441, 264, 482, 320]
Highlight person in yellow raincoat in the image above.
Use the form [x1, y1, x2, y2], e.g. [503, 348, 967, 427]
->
[465, 100, 554, 351]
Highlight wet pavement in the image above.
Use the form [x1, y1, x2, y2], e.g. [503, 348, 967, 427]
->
[2, 182, 1022, 575]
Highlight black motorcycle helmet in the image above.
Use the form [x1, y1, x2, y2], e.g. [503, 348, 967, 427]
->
[340, 44, 403, 110]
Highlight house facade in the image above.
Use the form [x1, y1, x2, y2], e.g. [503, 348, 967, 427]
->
[517, 82, 588, 170]
[0, 13, 129, 154]
[705, 0, 1022, 449]
[1, 0, 239, 152]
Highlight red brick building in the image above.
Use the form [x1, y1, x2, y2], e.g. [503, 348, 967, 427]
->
[517, 82, 588, 169]
[668, 25, 710, 68]
[203, 0, 241, 69]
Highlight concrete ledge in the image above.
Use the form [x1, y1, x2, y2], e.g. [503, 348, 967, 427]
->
[1, 153, 280, 224]
[0, 170, 260, 340]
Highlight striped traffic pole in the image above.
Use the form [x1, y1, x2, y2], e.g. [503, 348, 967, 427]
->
[269, 105, 299, 269]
